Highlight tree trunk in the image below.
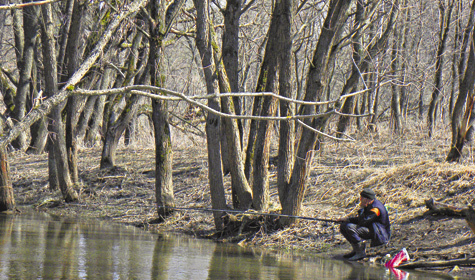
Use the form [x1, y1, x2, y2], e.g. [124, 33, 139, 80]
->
[336, 0, 364, 135]
[251, 0, 292, 210]
[41, 2, 78, 201]
[336, 0, 397, 135]
[277, 0, 295, 203]
[0, 146, 15, 212]
[152, 97, 175, 215]
[193, 0, 227, 230]
[11, 1, 40, 150]
[428, 0, 454, 137]
[280, 0, 351, 226]
[221, 0, 244, 176]
[27, 117, 48, 154]
[52, 102, 79, 202]
[148, 0, 184, 216]
[57, 0, 75, 73]
[77, 48, 118, 144]
[214, 45, 253, 210]
[100, 31, 146, 168]
[390, 37, 402, 133]
[446, 0, 475, 162]
[27, 56, 48, 154]
[449, 0, 462, 118]
[64, 0, 87, 183]
[85, 95, 107, 146]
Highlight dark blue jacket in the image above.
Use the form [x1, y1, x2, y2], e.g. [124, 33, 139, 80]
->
[349, 199, 391, 246]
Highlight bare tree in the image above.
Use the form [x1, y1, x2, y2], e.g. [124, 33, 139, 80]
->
[280, 0, 353, 225]
[446, 0, 475, 162]
[11, 1, 40, 150]
[193, 0, 227, 229]
[428, 0, 455, 137]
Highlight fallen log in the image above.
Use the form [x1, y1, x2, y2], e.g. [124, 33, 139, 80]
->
[425, 198, 475, 234]
[398, 258, 475, 269]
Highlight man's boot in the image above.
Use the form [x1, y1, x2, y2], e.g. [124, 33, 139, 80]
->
[343, 243, 358, 259]
[348, 242, 366, 261]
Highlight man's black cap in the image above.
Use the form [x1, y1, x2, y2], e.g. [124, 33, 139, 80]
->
[360, 188, 376, 200]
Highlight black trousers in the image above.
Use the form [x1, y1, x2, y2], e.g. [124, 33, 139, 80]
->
[340, 222, 372, 244]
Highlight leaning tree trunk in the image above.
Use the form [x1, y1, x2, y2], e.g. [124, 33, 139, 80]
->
[213, 31, 253, 210]
[193, 0, 227, 230]
[100, 31, 146, 169]
[280, 0, 352, 226]
[336, 0, 364, 135]
[100, 95, 143, 168]
[221, 0, 244, 176]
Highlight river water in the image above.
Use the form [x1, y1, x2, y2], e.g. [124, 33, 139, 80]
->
[0, 211, 455, 279]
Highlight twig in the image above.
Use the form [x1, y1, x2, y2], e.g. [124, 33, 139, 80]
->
[398, 258, 475, 269]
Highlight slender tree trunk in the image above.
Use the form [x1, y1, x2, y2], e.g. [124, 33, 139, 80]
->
[280, 0, 352, 226]
[12, 1, 40, 150]
[148, 0, 184, 216]
[57, 0, 75, 73]
[221, 0, 244, 176]
[336, 0, 364, 135]
[100, 31, 146, 168]
[77, 48, 118, 144]
[447, 18, 475, 162]
[64, 0, 87, 183]
[390, 36, 402, 133]
[52, 102, 79, 202]
[449, 1, 462, 118]
[337, 0, 397, 135]
[428, 0, 454, 137]
[277, 0, 295, 202]
[11, 7, 24, 68]
[27, 54, 48, 154]
[193, 0, 227, 230]
[251, 0, 292, 210]
[41, 3, 78, 201]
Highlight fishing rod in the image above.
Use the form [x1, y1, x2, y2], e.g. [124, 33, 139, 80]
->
[158, 205, 342, 223]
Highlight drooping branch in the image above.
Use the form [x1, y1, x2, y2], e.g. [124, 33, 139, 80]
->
[0, 79, 375, 150]
[70, 85, 369, 128]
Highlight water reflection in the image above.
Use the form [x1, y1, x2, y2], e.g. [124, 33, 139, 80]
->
[0, 211, 456, 279]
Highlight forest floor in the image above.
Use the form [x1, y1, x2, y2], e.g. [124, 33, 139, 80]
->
[8, 123, 475, 279]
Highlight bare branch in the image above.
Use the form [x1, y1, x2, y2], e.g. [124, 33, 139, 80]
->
[0, 0, 58, 11]
[297, 119, 355, 142]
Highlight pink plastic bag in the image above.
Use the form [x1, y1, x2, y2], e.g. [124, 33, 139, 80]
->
[389, 268, 409, 280]
[385, 248, 410, 268]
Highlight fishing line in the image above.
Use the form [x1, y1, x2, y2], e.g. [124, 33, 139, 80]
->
[157, 205, 341, 223]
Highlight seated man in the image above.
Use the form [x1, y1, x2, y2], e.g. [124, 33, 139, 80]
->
[338, 188, 391, 261]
